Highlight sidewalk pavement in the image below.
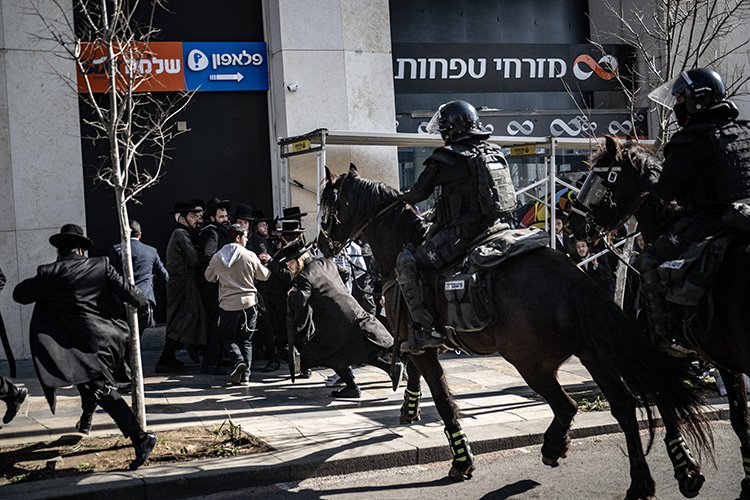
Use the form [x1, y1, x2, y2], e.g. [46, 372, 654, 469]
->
[0, 327, 729, 499]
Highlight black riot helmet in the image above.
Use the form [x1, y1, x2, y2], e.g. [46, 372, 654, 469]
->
[649, 68, 727, 125]
[426, 100, 491, 144]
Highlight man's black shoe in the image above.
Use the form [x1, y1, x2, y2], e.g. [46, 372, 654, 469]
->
[298, 369, 312, 379]
[76, 413, 93, 435]
[261, 360, 281, 373]
[331, 386, 361, 399]
[130, 433, 157, 470]
[229, 362, 248, 385]
[3, 387, 27, 424]
[186, 346, 202, 364]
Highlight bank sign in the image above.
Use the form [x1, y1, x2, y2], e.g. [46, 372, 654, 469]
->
[393, 43, 635, 93]
[77, 41, 268, 93]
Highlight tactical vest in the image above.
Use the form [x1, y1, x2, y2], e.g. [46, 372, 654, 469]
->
[432, 142, 516, 225]
[678, 120, 750, 207]
[710, 120, 750, 203]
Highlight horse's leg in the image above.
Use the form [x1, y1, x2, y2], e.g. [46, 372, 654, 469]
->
[400, 355, 423, 424]
[718, 368, 750, 500]
[515, 364, 577, 466]
[579, 356, 656, 500]
[659, 403, 704, 498]
[410, 349, 474, 481]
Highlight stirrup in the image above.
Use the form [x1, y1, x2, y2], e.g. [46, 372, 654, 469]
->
[400, 326, 446, 355]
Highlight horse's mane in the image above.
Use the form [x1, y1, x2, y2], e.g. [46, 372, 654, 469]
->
[335, 171, 429, 243]
[339, 172, 401, 214]
[590, 139, 661, 176]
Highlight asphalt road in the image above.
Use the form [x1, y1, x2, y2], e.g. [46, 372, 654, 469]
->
[195, 421, 744, 499]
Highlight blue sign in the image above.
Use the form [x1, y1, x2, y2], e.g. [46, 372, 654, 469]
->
[182, 42, 268, 92]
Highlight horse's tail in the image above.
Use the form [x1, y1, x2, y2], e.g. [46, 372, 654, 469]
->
[569, 283, 712, 457]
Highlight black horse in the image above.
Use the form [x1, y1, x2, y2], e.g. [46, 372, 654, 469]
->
[568, 135, 750, 499]
[318, 164, 711, 500]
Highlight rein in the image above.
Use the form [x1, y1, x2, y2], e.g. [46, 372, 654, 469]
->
[319, 181, 403, 256]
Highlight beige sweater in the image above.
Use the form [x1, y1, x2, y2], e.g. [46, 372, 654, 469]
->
[204, 243, 270, 311]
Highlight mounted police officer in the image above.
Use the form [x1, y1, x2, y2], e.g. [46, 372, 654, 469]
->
[641, 68, 750, 352]
[396, 100, 516, 354]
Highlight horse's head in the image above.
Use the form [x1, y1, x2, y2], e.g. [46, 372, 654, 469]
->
[568, 136, 655, 243]
[318, 163, 377, 257]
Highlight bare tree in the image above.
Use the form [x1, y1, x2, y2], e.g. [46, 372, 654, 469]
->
[596, 0, 750, 148]
[29, 0, 192, 427]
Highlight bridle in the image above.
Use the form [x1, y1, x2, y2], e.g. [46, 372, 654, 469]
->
[319, 175, 403, 257]
[570, 149, 648, 243]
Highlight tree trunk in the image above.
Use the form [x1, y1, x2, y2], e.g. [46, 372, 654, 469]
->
[114, 187, 147, 428]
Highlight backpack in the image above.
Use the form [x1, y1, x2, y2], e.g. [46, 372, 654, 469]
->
[471, 144, 517, 220]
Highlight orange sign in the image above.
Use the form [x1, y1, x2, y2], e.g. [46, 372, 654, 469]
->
[77, 41, 186, 93]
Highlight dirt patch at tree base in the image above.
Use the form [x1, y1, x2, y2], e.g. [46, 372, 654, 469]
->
[0, 421, 272, 486]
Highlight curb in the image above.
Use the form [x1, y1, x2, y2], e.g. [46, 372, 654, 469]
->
[3, 405, 729, 500]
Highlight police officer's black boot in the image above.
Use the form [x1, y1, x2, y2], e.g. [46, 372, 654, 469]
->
[395, 251, 446, 355]
[2, 383, 27, 424]
[641, 270, 683, 357]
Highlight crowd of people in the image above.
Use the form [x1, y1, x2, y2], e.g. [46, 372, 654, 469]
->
[0, 200, 400, 470]
[552, 213, 616, 295]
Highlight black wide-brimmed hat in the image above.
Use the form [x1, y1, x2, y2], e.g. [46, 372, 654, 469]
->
[189, 199, 206, 211]
[251, 209, 271, 225]
[206, 197, 232, 216]
[49, 223, 93, 250]
[277, 240, 315, 263]
[278, 206, 308, 221]
[234, 203, 255, 221]
[169, 201, 203, 214]
[280, 220, 305, 234]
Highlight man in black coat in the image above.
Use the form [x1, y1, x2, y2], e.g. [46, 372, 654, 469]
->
[198, 198, 232, 374]
[280, 241, 402, 398]
[13, 224, 156, 470]
[0, 264, 27, 425]
[110, 219, 169, 334]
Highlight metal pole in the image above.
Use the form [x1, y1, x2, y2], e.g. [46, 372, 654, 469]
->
[316, 131, 327, 235]
[549, 138, 557, 250]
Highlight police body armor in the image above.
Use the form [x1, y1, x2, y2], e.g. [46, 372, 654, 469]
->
[672, 119, 750, 208]
[428, 142, 516, 230]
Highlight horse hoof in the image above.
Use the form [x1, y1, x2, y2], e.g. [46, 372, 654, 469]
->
[542, 456, 559, 468]
[677, 471, 705, 499]
[448, 464, 474, 481]
[399, 411, 421, 424]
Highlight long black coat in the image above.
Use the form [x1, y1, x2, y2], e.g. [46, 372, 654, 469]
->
[287, 258, 393, 369]
[13, 255, 147, 413]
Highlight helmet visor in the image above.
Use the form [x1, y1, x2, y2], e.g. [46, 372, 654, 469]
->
[648, 73, 690, 110]
[425, 108, 443, 135]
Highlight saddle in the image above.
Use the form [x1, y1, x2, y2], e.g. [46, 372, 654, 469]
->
[658, 234, 732, 307]
[439, 223, 549, 332]
[658, 202, 750, 307]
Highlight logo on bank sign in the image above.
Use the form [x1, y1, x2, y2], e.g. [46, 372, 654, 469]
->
[187, 49, 209, 71]
[572, 54, 618, 81]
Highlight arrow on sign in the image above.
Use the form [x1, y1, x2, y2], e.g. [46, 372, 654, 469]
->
[209, 72, 244, 82]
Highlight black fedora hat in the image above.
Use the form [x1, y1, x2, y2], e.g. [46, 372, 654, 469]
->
[278, 206, 308, 221]
[250, 209, 271, 225]
[206, 197, 232, 216]
[234, 203, 255, 221]
[280, 220, 306, 234]
[277, 240, 315, 263]
[169, 201, 203, 214]
[49, 223, 93, 250]
[190, 199, 206, 211]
